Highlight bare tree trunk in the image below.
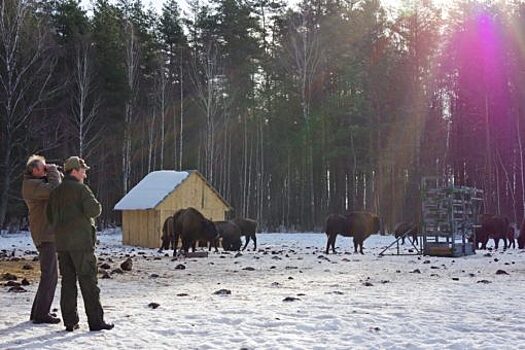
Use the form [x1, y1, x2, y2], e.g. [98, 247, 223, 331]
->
[158, 61, 167, 170]
[517, 107, 525, 222]
[484, 94, 493, 213]
[122, 20, 140, 194]
[242, 112, 248, 217]
[71, 41, 100, 158]
[247, 127, 254, 217]
[188, 43, 221, 181]
[147, 107, 157, 173]
[257, 109, 264, 224]
[497, 149, 517, 222]
[179, 47, 184, 170]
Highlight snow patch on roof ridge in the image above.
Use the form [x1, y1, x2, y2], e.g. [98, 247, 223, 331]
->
[114, 170, 190, 210]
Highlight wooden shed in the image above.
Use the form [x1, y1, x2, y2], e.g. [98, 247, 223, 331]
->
[114, 170, 231, 248]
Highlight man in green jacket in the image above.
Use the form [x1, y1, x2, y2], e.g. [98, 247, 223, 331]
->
[47, 156, 113, 332]
[22, 155, 62, 324]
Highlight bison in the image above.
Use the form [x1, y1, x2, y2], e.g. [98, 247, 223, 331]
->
[232, 218, 258, 251]
[393, 222, 418, 245]
[475, 214, 509, 250]
[160, 215, 175, 251]
[325, 211, 381, 254]
[166, 208, 219, 256]
[518, 220, 525, 249]
[211, 221, 242, 251]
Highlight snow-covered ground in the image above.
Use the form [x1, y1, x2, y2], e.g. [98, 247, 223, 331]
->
[1, 230, 524, 350]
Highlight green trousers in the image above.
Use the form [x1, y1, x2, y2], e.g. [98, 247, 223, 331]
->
[57, 251, 104, 327]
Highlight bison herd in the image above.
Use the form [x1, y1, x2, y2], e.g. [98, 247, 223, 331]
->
[325, 212, 525, 254]
[160, 208, 525, 256]
[160, 207, 257, 256]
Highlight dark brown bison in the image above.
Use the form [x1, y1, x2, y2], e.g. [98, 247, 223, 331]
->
[325, 211, 381, 254]
[393, 222, 418, 245]
[232, 218, 257, 251]
[160, 208, 186, 252]
[212, 221, 242, 251]
[169, 208, 219, 256]
[518, 220, 525, 249]
[475, 214, 509, 250]
[160, 215, 175, 251]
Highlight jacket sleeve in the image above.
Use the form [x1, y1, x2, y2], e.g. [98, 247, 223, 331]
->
[81, 185, 102, 219]
[24, 166, 62, 201]
[46, 165, 63, 186]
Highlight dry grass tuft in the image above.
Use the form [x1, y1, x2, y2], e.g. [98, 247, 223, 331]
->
[0, 260, 40, 283]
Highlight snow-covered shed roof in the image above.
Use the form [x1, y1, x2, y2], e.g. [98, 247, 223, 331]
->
[114, 170, 190, 210]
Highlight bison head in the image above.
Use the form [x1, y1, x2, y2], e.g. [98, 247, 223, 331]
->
[160, 233, 171, 251]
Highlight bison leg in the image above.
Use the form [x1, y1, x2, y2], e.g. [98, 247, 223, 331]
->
[180, 238, 192, 255]
[325, 234, 336, 254]
[173, 232, 180, 256]
[172, 243, 178, 257]
[353, 237, 359, 253]
[251, 234, 257, 251]
[208, 238, 219, 252]
[242, 235, 250, 251]
[331, 234, 337, 254]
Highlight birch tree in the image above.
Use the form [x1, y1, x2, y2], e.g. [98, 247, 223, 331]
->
[122, 17, 140, 194]
[71, 40, 100, 158]
[189, 42, 223, 183]
[156, 56, 167, 169]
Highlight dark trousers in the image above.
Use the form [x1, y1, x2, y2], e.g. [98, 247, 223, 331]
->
[31, 242, 58, 321]
[57, 250, 104, 327]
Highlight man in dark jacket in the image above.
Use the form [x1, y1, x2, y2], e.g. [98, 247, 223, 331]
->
[47, 156, 113, 332]
[22, 155, 62, 324]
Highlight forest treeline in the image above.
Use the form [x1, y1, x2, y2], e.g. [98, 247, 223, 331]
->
[1, 0, 525, 231]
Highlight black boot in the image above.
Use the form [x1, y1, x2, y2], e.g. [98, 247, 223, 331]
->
[89, 322, 114, 331]
[33, 314, 61, 324]
[65, 324, 79, 332]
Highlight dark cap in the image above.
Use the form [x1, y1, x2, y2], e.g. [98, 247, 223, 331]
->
[64, 156, 90, 172]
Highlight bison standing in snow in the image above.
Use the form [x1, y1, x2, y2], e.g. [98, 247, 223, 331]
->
[232, 218, 258, 251]
[325, 211, 381, 254]
[393, 222, 419, 245]
[475, 214, 509, 250]
[212, 221, 242, 251]
[161, 208, 219, 256]
[160, 215, 175, 251]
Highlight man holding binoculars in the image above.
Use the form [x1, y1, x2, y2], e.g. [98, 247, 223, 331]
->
[22, 155, 63, 324]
